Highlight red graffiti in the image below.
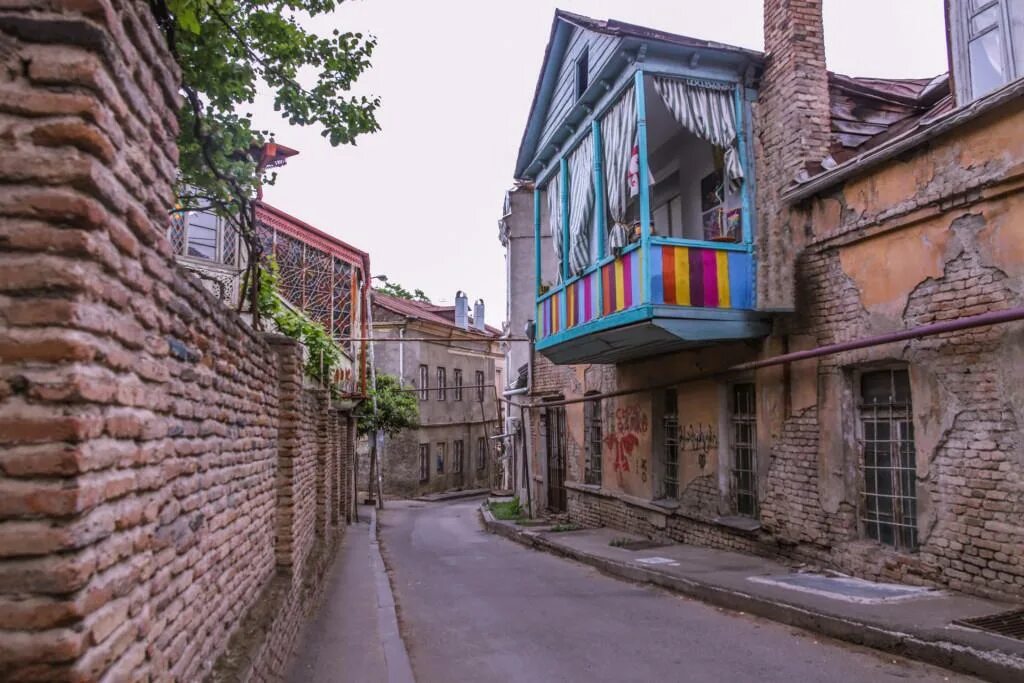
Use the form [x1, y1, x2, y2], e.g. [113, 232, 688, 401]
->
[605, 431, 639, 473]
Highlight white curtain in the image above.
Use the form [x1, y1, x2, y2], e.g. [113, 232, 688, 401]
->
[652, 76, 744, 191]
[546, 173, 562, 283]
[567, 136, 595, 276]
[599, 83, 637, 251]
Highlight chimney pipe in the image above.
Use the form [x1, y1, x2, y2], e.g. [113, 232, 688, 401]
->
[455, 291, 469, 330]
[473, 299, 486, 332]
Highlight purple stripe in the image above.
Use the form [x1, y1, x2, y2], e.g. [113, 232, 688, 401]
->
[701, 249, 718, 307]
[622, 252, 633, 308]
[689, 249, 704, 306]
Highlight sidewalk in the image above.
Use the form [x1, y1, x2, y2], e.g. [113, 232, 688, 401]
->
[286, 506, 414, 683]
[480, 506, 1024, 683]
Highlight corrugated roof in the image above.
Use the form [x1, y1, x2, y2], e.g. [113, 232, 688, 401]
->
[372, 292, 500, 338]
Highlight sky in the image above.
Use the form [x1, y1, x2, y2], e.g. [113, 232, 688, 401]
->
[253, 0, 950, 327]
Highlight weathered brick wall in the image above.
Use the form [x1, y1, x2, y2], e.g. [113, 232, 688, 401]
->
[0, 2, 356, 680]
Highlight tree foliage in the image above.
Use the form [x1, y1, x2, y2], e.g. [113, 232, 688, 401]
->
[375, 280, 431, 303]
[356, 374, 419, 438]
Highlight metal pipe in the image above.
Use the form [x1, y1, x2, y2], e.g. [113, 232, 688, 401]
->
[529, 306, 1024, 409]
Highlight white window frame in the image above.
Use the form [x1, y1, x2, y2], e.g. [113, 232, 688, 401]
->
[950, 0, 1023, 103]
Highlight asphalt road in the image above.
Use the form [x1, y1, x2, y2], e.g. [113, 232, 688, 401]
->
[378, 497, 977, 683]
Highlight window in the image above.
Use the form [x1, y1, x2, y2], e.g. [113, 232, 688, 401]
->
[453, 440, 464, 474]
[419, 365, 429, 401]
[419, 444, 430, 482]
[174, 209, 237, 265]
[453, 369, 463, 401]
[437, 367, 447, 401]
[951, 0, 1024, 103]
[730, 383, 757, 517]
[575, 47, 589, 99]
[475, 371, 486, 402]
[477, 436, 487, 470]
[436, 442, 446, 474]
[859, 369, 917, 551]
[584, 397, 603, 486]
[662, 389, 680, 499]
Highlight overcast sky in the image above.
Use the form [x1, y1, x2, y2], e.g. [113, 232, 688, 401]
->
[254, 0, 949, 326]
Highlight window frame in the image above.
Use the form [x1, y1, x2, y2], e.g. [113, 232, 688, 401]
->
[950, 0, 1022, 103]
[419, 444, 430, 482]
[435, 442, 446, 474]
[475, 370, 486, 402]
[728, 382, 758, 518]
[662, 389, 680, 500]
[453, 368, 463, 401]
[453, 440, 464, 474]
[575, 47, 590, 99]
[419, 365, 429, 401]
[437, 367, 447, 401]
[856, 367, 919, 553]
[476, 436, 487, 470]
[583, 396, 603, 486]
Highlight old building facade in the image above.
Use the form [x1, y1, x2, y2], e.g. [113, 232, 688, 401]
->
[360, 292, 504, 498]
[503, 1, 1024, 602]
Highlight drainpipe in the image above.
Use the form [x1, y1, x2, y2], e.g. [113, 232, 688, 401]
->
[398, 324, 406, 386]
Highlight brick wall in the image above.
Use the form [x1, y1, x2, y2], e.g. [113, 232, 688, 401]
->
[0, 1, 356, 679]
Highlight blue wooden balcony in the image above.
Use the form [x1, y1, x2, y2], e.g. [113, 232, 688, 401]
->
[535, 239, 769, 364]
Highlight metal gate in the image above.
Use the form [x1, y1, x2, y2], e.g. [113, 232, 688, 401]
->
[544, 406, 567, 512]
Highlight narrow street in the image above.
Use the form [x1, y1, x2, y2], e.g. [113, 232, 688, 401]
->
[376, 498, 975, 683]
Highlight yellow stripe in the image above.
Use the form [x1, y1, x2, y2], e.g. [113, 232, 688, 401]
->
[614, 258, 625, 311]
[716, 251, 730, 308]
[567, 285, 575, 326]
[674, 247, 691, 306]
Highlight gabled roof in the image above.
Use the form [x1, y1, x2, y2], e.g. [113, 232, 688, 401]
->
[514, 9, 763, 179]
[372, 292, 500, 338]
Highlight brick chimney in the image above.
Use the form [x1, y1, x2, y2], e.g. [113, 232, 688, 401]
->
[754, 0, 832, 310]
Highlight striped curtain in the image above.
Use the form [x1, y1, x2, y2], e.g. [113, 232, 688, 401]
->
[567, 136, 594, 277]
[599, 83, 637, 252]
[546, 173, 562, 283]
[652, 76, 744, 191]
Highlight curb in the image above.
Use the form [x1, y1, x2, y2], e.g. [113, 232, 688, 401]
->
[479, 506, 1024, 683]
[368, 507, 416, 683]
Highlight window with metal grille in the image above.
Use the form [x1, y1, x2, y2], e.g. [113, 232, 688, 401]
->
[436, 442, 446, 474]
[730, 383, 757, 517]
[662, 389, 680, 499]
[419, 365, 429, 401]
[419, 444, 430, 482]
[584, 397, 603, 486]
[437, 367, 447, 401]
[859, 368, 918, 551]
[453, 440, 464, 473]
[476, 436, 487, 470]
[476, 371, 486, 402]
[453, 369, 463, 401]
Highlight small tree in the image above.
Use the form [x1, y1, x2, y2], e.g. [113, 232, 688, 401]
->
[375, 280, 431, 304]
[356, 374, 419, 504]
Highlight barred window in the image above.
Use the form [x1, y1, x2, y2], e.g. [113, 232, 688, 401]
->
[453, 440, 464, 473]
[477, 436, 487, 470]
[419, 365, 429, 401]
[730, 383, 757, 517]
[419, 444, 430, 482]
[437, 367, 447, 401]
[859, 368, 917, 551]
[662, 389, 680, 499]
[453, 369, 463, 401]
[475, 371, 486, 401]
[583, 397, 602, 486]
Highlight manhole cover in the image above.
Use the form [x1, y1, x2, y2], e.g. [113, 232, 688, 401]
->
[955, 609, 1024, 641]
[618, 540, 670, 551]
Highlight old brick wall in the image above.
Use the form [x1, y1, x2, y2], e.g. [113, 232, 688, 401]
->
[0, 2, 355, 680]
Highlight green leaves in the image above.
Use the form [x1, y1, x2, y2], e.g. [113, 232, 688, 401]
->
[374, 280, 432, 303]
[355, 374, 420, 438]
[164, 0, 379, 210]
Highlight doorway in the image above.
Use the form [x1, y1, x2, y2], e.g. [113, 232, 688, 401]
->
[544, 405, 567, 512]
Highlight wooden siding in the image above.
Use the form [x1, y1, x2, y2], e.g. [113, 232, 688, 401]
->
[537, 26, 620, 155]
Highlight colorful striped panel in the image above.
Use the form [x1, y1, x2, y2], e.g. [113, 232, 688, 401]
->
[651, 245, 753, 309]
[601, 249, 643, 316]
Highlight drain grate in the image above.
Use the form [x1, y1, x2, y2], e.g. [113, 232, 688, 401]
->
[955, 609, 1024, 641]
[618, 540, 670, 551]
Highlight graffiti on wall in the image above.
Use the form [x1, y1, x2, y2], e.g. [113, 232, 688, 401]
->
[679, 423, 718, 470]
[605, 406, 649, 484]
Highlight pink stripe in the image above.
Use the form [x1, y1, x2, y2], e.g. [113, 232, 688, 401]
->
[583, 276, 592, 322]
[701, 250, 718, 307]
[623, 252, 634, 308]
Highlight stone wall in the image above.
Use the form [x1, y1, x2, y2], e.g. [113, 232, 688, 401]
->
[0, 1, 355, 679]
